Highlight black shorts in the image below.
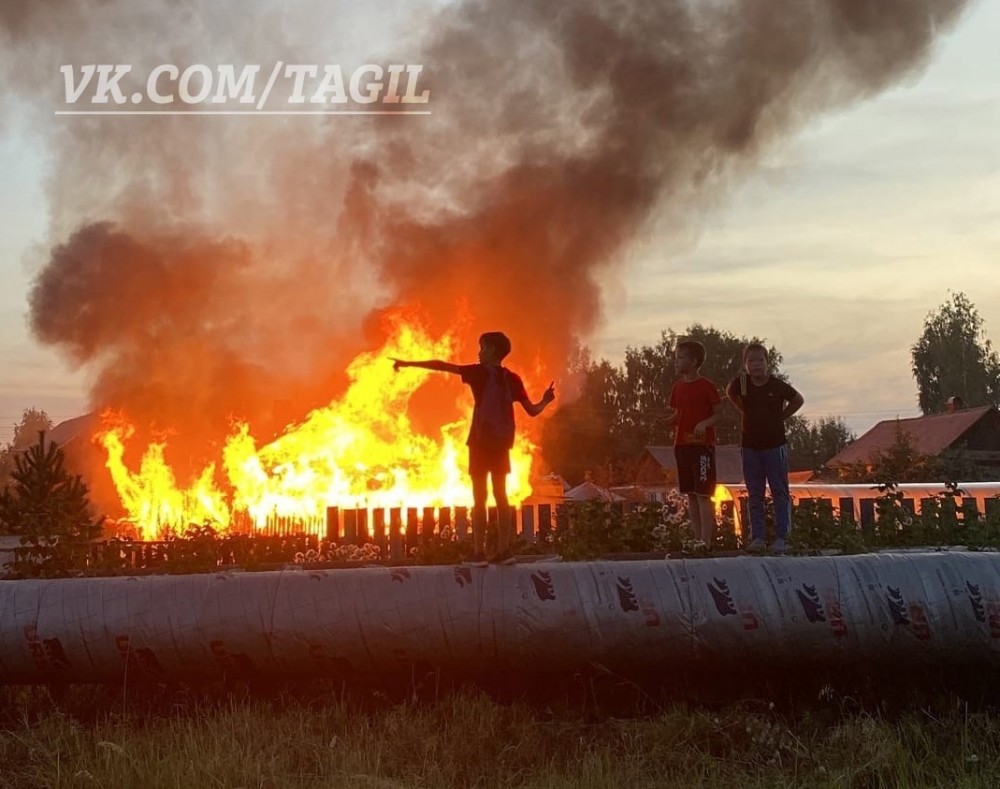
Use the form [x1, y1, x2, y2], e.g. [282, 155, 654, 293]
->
[675, 445, 716, 497]
[468, 443, 511, 478]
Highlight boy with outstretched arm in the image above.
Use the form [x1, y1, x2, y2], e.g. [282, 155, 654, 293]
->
[392, 331, 555, 564]
[665, 340, 722, 551]
[726, 342, 804, 554]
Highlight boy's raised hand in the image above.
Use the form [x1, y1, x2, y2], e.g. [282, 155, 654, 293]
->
[542, 381, 556, 403]
[391, 358, 406, 372]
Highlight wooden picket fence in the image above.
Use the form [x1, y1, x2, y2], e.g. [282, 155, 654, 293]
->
[318, 504, 558, 560]
[9, 492, 999, 576]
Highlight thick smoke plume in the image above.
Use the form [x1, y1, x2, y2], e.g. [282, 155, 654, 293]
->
[3, 0, 967, 482]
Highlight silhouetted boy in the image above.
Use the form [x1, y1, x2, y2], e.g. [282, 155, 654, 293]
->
[393, 331, 555, 564]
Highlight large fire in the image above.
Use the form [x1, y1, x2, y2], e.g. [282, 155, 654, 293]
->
[96, 315, 538, 539]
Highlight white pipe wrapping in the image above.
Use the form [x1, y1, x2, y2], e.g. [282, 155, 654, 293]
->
[2, 553, 1000, 684]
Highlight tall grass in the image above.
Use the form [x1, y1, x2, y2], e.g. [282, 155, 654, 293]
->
[2, 676, 998, 788]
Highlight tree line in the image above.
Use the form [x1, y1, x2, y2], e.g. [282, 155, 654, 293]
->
[540, 291, 1000, 486]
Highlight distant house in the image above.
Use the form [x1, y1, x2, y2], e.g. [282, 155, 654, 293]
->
[636, 445, 745, 486]
[3, 412, 99, 477]
[48, 413, 99, 449]
[825, 405, 1000, 479]
[564, 480, 625, 503]
[45, 413, 121, 517]
[522, 473, 569, 507]
[632, 445, 745, 501]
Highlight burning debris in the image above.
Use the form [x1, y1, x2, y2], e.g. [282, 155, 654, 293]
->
[93, 315, 537, 538]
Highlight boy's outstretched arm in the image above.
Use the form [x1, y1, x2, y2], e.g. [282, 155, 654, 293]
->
[391, 358, 463, 375]
[520, 381, 556, 417]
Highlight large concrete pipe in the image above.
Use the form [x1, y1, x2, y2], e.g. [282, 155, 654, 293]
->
[2, 553, 999, 684]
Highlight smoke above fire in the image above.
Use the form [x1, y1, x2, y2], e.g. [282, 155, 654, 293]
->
[4, 0, 967, 482]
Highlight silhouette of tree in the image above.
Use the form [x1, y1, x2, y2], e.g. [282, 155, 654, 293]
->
[785, 415, 854, 473]
[0, 432, 102, 576]
[911, 292, 1000, 414]
[0, 407, 54, 487]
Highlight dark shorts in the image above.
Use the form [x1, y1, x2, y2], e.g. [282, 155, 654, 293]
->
[675, 445, 716, 497]
[469, 443, 511, 478]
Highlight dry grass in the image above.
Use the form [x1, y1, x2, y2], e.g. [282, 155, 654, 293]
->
[1, 677, 998, 788]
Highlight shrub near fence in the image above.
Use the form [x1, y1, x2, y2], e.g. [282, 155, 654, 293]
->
[5, 484, 1000, 578]
[5, 527, 321, 578]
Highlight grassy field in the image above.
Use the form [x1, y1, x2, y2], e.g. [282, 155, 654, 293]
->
[2, 672, 999, 788]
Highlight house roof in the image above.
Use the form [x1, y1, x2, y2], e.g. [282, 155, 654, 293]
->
[826, 406, 995, 468]
[47, 413, 99, 448]
[642, 445, 745, 484]
[564, 480, 626, 502]
[540, 473, 571, 492]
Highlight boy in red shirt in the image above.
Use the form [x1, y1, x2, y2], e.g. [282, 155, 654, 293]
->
[666, 340, 722, 549]
[393, 331, 555, 564]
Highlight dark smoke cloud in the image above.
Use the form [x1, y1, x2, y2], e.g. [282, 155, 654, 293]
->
[3, 0, 968, 478]
[350, 0, 967, 369]
[27, 221, 353, 462]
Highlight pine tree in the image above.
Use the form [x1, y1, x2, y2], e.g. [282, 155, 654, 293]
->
[0, 432, 103, 576]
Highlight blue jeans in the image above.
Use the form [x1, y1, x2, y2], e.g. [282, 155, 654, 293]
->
[742, 444, 791, 541]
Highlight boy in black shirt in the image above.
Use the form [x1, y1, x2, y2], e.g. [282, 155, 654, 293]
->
[726, 343, 804, 553]
[393, 332, 555, 563]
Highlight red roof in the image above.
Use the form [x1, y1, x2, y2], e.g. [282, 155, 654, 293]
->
[826, 406, 995, 467]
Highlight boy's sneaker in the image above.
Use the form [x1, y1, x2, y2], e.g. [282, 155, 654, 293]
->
[746, 538, 766, 554]
[462, 553, 488, 567]
[489, 549, 517, 566]
[771, 538, 788, 555]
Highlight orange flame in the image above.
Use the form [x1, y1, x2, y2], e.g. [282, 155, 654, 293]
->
[95, 315, 538, 539]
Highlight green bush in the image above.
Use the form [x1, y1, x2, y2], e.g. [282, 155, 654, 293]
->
[0, 432, 103, 578]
